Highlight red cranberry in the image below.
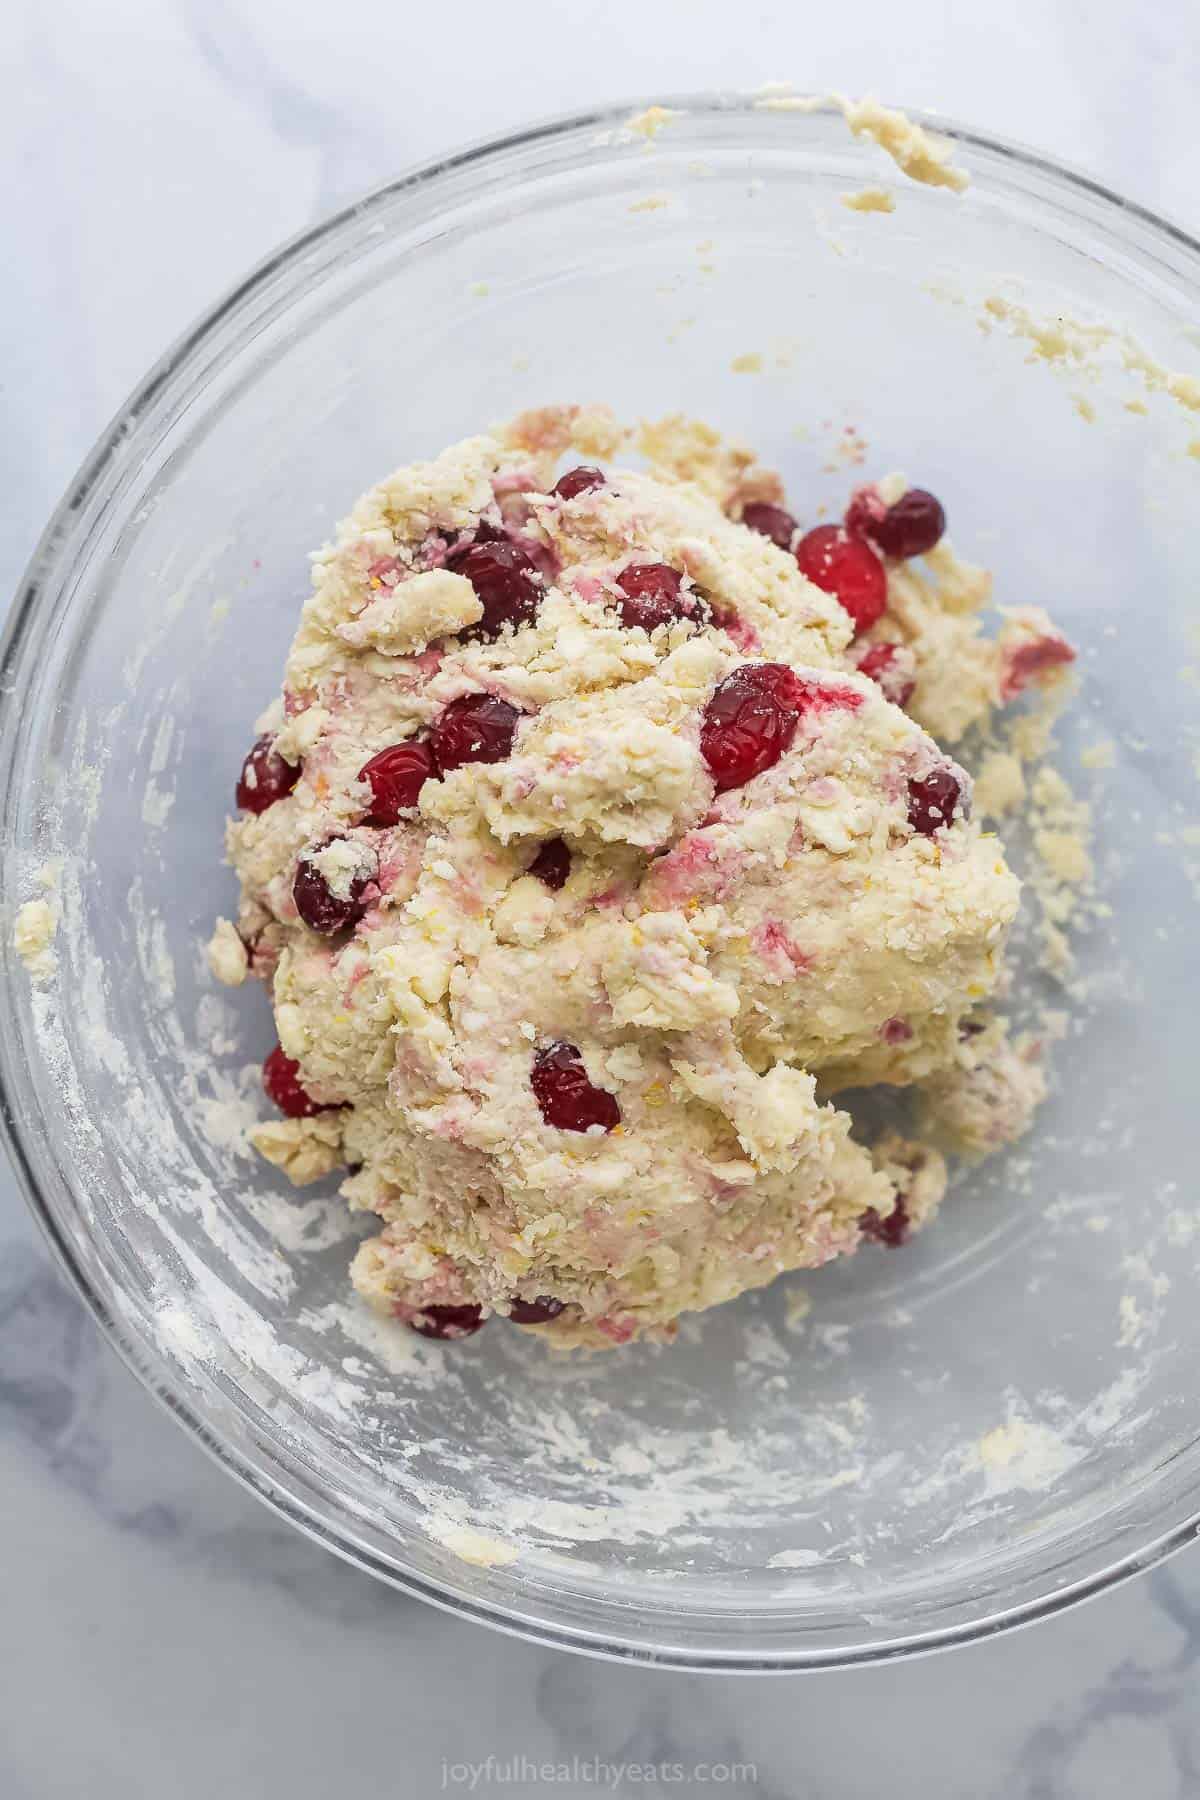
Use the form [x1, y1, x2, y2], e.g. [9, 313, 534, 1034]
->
[236, 736, 299, 814]
[467, 516, 508, 545]
[699, 662, 803, 793]
[907, 767, 965, 836]
[446, 539, 544, 638]
[871, 489, 946, 559]
[861, 1197, 911, 1248]
[997, 631, 1076, 702]
[528, 838, 571, 890]
[795, 525, 888, 637]
[614, 562, 697, 632]
[508, 1295, 567, 1324]
[262, 1044, 329, 1119]
[857, 642, 916, 708]
[429, 694, 521, 771]
[357, 740, 438, 825]
[531, 1041, 620, 1133]
[407, 1303, 486, 1340]
[844, 485, 887, 541]
[553, 465, 606, 500]
[292, 840, 372, 934]
[741, 502, 798, 550]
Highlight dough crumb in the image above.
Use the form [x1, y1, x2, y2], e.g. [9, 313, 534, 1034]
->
[919, 1017, 1047, 1158]
[751, 83, 820, 113]
[983, 295, 1200, 425]
[625, 104, 678, 143]
[784, 1287, 812, 1330]
[252, 1114, 345, 1186]
[13, 897, 58, 982]
[436, 1525, 519, 1568]
[1028, 765, 1095, 976]
[838, 95, 969, 193]
[974, 750, 1027, 820]
[207, 918, 249, 986]
[840, 186, 896, 214]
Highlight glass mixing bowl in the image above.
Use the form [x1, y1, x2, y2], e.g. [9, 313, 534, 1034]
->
[4, 93, 1200, 1671]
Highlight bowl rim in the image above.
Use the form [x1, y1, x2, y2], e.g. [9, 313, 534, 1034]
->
[6, 88, 1200, 1672]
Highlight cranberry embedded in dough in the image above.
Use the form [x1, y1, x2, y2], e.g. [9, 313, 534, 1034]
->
[794, 525, 887, 636]
[740, 501, 798, 550]
[445, 539, 544, 638]
[614, 562, 694, 631]
[358, 740, 438, 825]
[857, 641, 917, 708]
[861, 1196, 911, 1247]
[429, 694, 521, 771]
[871, 488, 946, 559]
[293, 840, 372, 934]
[531, 1041, 621, 1133]
[907, 767, 965, 836]
[553, 465, 606, 500]
[405, 1303, 487, 1340]
[508, 1295, 567, 1323]
[699, 663, 805, 793]
[527, 838, 571, 890]
[236, 735, 299, 814]
[262, 1043, 331, 1118]
[844, 483, 888, 541]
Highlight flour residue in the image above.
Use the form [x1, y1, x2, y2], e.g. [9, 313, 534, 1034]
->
[981, 295, 1200, 430]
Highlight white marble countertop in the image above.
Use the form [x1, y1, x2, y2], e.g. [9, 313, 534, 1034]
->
[6, 3, 1200, 1794]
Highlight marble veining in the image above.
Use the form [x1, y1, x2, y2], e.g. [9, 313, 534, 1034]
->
[6, 1, 1200, 1793]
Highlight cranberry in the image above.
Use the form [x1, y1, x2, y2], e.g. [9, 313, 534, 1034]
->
[293, 840, 372, 934]
[997, 631, 1076, 702]
[857, 642, 916, 709]
[508, 1295, 567, 1324]
[528, 838, 571, 890]
[844, 485, 887, 541]
[446, 539, 543, 638]
[699, 662, 803, 793]
[861, 1197, 911, 1248]
[614, 562, 696, 632]
[236, 735, 299, 814]
[407, 1303, 486, 1341]
[262, 1044, 329, 1119]
[553, 465, 606, 500]
[741, 501, 798, 550]
[907, 767, 965, 836]
[429, 694, 521, 771]
[795, 525, 888, 637]
[531, 1041, 621, 1133]
[871, 489, 946, 559]
[357, 740, 438, 825]
[467, 516, 508, 545]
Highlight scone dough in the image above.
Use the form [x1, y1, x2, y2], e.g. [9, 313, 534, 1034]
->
[214, 406, 1062, 1348]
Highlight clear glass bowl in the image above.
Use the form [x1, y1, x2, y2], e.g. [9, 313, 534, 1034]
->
[4, 94, 1200, 1670]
